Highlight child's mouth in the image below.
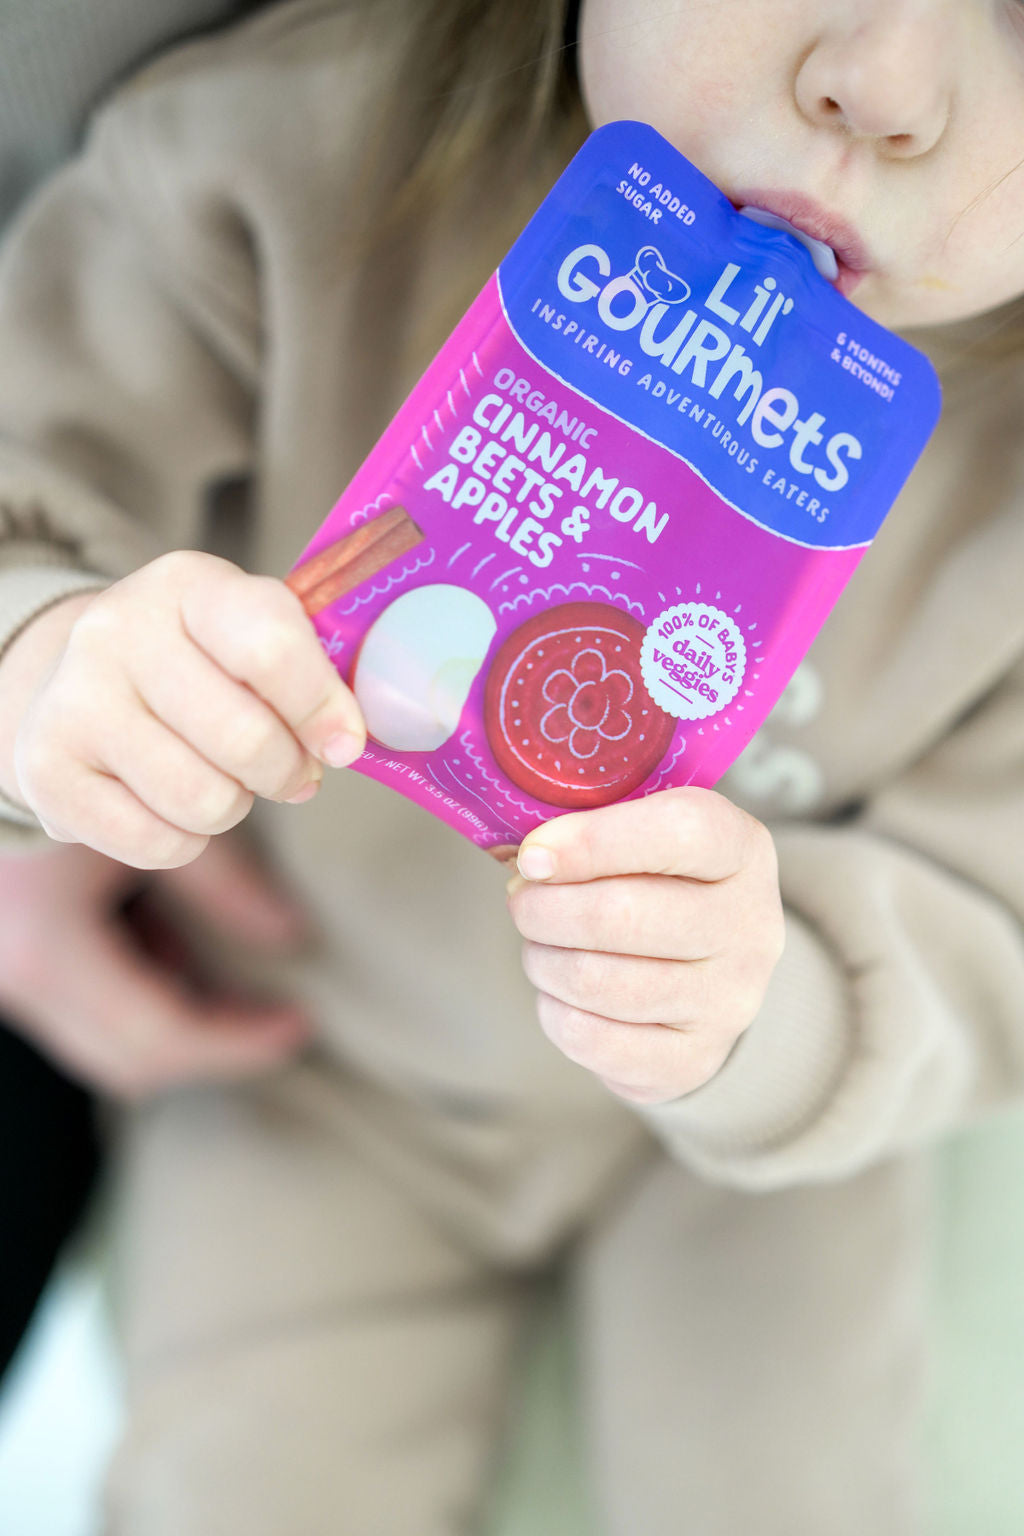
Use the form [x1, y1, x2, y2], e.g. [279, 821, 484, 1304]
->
[731, 195, 869, 300]
[738, 206, 839, 280]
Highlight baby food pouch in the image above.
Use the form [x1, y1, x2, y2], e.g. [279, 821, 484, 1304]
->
[285, 121, 941, 855]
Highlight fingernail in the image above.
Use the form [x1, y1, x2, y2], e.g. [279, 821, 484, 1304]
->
[285, 781, 320, 804]
[517, 845, 555, 881]
[321, 731, 363, 768]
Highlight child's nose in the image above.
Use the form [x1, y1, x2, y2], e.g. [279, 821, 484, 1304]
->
[794, 0, 954, 158]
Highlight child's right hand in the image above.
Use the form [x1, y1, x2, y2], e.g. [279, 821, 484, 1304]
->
[2, 550, 364, 869]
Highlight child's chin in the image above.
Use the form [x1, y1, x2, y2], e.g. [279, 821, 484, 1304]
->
[864, 269, 1014, 331]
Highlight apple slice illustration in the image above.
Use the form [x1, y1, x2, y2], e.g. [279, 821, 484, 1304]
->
[352, 584, 497, 752]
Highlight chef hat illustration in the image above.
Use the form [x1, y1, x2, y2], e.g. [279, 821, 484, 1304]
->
[630, 245, 691, 305]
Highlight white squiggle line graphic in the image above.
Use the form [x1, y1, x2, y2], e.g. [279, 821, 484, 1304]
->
[489, 565, 523, 589]
[410, 446, 423, 472]
[347, 493, 393, 528]
[472, 552, 497, 579]
[433, 409, 445, 433]
[433, 760, 521, 838]
[645, 736, 689, 795]
[333, 547, 437, 616]
[421, 425, 433, 452]
[577, 552, 644, 571]
[448, 542, 472, 568]
[497, 582, 645, 618]
[317, 629, 347, 661]
[458, 732, 541, 822]
[459, 368, 471, 397]
[472, 351, 484, 377]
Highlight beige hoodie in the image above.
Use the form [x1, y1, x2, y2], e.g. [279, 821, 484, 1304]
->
[0, 0, 1022, 1241]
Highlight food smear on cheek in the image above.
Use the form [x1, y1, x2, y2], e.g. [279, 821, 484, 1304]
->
[285, 122, 941, 857]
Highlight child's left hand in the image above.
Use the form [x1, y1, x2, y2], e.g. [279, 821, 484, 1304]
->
[505, 787, 785, 1106]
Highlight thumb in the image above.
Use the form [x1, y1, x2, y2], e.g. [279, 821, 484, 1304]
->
[153, 832, 312, 950]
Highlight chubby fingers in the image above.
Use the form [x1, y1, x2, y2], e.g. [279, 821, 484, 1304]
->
[122, 607, 326, 806]
[171, 553, 366, 768]
[507, 870, 731, 960]
[506, 788, 785, 1104]
[531, 992, 733, 1106]
[515, 786, 769, 885]
[26, 553, 370, 866]
[519, 935, 763, 1101]
[520, 940, 712, 1025]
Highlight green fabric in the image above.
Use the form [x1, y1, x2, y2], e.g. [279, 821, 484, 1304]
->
[924, 1107, 1024, 1535]
[488, 1281, 593, 1536]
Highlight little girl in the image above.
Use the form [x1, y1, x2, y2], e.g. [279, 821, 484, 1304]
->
[0, 1, 1022, 1531]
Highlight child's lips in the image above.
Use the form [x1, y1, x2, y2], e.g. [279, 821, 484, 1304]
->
[832, 260, 866, 300]
[729, 187, 872, 298]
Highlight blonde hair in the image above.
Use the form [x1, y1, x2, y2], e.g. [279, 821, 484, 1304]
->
[357, 0, 580, 240]
[344, 0, 1024, 370]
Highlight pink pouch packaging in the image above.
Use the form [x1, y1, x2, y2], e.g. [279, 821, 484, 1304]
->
[285, 121, 941, 856]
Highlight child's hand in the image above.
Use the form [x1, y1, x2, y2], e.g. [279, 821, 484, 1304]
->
[6, 551, 364, 869]
[0, 834, 314, 1097]
[506, 788, 785, 1105]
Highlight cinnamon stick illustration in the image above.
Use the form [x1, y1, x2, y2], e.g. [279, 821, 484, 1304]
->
[285, 506, 425, 615]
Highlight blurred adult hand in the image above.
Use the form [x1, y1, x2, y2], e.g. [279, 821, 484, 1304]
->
[0, 833, 315, 1097]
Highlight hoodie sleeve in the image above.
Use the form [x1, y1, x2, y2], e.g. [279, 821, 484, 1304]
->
[637, 651, 1024, 1188]
[0, 67, 260, 845]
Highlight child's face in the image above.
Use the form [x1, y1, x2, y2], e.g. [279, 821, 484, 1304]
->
[578, 0, 1024, 330]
